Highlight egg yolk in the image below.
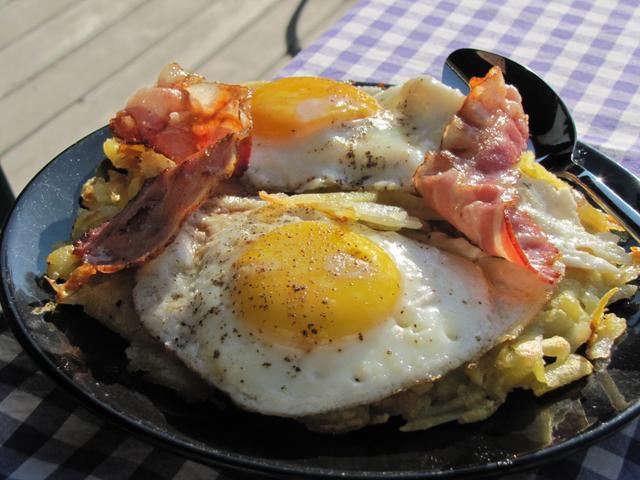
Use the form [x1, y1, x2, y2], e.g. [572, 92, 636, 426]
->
[232, 221, 400, 349]
[250, 77, 381, 142]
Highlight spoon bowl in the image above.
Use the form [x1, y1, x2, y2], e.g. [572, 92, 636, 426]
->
[443, 48, 640, 240]
[444, 49, 576, 166]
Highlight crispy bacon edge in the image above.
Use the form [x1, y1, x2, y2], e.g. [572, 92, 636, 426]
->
[51, 134, 238, 300]
[73, 134, 237, 270]
[109, 63, 251, 165]
[51, 64, 252, 299]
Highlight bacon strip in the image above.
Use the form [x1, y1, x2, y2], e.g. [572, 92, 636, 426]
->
[110, 63, 251, 167]
[64, 64, 252, 290]
[413, 67, 561, 283]
[73, 134, 237, 273]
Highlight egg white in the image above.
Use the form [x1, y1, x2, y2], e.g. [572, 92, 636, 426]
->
[244, 76, 464, 193]
[518, 176, 630, 273]
[133, 196, 547, 417]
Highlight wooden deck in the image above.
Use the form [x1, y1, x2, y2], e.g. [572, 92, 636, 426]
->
[0, 0, 355, 195]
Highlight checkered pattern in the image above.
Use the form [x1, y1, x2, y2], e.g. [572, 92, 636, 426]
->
[0, 317, 226, 480]
[2, 320, 639, 480]
[280, 0, 640, 175]
[2, 0, 640, 478]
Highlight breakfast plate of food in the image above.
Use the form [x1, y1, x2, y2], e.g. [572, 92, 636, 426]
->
[2, 58, 640, 478]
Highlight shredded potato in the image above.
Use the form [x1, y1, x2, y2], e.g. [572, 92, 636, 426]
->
[519, 151, 621, 233]
[576, 197, 623, 233]
[587, 287, 627, 359]
[46, 244, 80, 280]
[72, 170, 131, 238]
[50, 140, 639, 434]
[259, 191, 423, 230]
[375, 190, 442, 221]
[381, 159, 639, 431]
[72, 139, 175, 238]
[48, 139, 177, 281]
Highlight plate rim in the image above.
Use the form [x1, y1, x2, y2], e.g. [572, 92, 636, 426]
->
[2, 125, 640, 479]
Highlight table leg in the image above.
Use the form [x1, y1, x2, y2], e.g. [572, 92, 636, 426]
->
[1, 166, 15, 229]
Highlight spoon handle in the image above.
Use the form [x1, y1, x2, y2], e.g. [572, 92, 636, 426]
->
[557, 142, 640, 242]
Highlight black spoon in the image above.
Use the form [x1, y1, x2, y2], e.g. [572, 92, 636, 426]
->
[443, 48, 640, 241]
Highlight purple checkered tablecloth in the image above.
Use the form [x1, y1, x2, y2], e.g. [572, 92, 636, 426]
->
[2, 0, 640, 479]
[281, 0, 640, 176]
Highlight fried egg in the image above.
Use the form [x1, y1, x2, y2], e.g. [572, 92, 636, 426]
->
[133, 197, 549, 417]
[517, 172, 630, 274]
[244, 76, 464, 193]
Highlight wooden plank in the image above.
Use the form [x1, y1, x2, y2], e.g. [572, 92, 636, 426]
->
[74, 0, 280, 98]
[0, 0, 146, 98]
[0, 0, 212, 158]
[299, 0, 355, 45]
[196, 0, 299, 81]
[196, 0, 354, 83]
[0, 0, 78, 49]
[1, 0, 359, 193]
[1, 0, 283, 193]
[260, 0, 357, 79]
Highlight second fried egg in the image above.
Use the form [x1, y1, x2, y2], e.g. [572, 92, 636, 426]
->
[245, 76, 465, 193]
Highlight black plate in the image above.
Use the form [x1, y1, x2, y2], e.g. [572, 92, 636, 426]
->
[2, 126, 640, 479]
